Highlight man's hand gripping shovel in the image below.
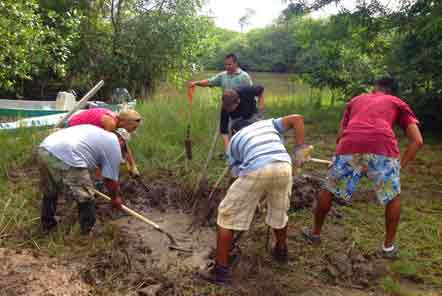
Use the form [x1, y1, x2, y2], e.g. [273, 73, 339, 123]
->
[293, 144, 332, 174]
[92, 189, 192, 253]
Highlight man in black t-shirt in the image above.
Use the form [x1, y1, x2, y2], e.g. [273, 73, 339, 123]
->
[220, 85, 265, 152]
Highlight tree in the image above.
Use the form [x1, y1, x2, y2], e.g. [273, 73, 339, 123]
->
[239, 8, 255, 33]
[1, 0, 217, 99]
[0, 0, 81, 94]
[79, 0, 216, 98]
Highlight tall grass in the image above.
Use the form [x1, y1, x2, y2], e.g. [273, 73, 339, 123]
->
[0, 128, 46, 241]
[0, 74, 361, 242]
[131, 80, 342, 183]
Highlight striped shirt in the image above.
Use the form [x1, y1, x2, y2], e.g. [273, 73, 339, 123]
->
[227, 118, 291, 177]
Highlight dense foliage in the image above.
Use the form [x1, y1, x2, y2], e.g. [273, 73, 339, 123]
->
[0, 0, 214, 98]
[0, 0, 81, 92]
[205, 0, 442, 131]
[1, 0, 441, 131]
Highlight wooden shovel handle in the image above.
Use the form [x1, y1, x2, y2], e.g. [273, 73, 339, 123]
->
[92, 188, 161, 230]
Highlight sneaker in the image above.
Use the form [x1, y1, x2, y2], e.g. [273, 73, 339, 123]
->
[381, 246, 398, 260]
[301, 228, 321, 245]
[271, 247, 288, 264]
[199, 262, 231, 285]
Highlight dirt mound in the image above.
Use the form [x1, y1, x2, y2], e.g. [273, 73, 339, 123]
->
[324, 248, 387, 288]
[0, 248, 91, 296]
[231, 253, 285, 296]
[291, 174, 324, 210]
[80, 244, 175, 296]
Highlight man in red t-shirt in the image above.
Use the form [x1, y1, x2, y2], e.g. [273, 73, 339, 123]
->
[302, 77, 423, 258]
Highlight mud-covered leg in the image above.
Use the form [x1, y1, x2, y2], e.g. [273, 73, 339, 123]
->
[41, 192, 58, 233]
[78, 200, 96, 235]
[39, 155, 59, 233]
[66, 168, 97, 235]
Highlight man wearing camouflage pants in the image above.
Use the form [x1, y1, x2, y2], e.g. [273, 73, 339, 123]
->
[38, 125, 129, 234]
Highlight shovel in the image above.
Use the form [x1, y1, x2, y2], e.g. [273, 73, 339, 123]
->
[184, 86, 195, 161]
[190, 166, 229, 230]
[299, 145, 332, 165]
[133, 175, 150, 192]
[191, 129, 219, 204]
[92, 189, 191, 252]
[293, 145, 332, 175]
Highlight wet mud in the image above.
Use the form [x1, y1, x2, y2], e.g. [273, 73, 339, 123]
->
[3, 170, 433, 296]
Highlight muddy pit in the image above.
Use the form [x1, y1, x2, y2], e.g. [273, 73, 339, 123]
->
[78, 173, 336, 294]
[1, 172, 386, 295]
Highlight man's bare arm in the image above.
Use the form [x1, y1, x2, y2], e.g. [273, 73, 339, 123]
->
[222, 134, 230, 153]
[257, 93, 264, 112]
[400, 123, 423, 168]
[281, 114, 305, 145]
[188, 80, 209, 88]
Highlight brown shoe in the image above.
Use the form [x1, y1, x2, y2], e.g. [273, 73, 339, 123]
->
[199, 262, 231, 285]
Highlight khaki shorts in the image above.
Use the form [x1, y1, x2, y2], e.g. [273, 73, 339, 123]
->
[38, 148, 94, 204]
[217, 162, 292, 231]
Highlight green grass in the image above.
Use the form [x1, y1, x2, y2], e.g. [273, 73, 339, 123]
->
[0, 128, 48, 241]
[0, 72, 441, 294]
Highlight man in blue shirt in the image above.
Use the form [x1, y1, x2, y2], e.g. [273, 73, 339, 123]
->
[199, 114, 307, 285]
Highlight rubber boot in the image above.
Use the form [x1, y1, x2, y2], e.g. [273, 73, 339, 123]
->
[41, 192, 58, 233]
[78, 201, 96, 235]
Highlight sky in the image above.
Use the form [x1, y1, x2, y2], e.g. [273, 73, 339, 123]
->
[202, 0, 399, 32]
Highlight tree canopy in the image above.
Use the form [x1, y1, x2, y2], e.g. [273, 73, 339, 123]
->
[204, 0, 442, 131]
[0, 0, 215, 98]
[1, 0, 441, 131]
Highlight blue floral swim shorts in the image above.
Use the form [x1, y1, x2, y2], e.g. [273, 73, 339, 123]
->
[324, 153, 401, 205]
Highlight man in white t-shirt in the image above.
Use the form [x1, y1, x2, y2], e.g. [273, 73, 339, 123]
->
[38, 125, 129, 234]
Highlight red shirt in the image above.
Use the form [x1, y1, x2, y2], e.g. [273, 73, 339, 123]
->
[336, 91, 419, 158]
[68, 108, 117, 129]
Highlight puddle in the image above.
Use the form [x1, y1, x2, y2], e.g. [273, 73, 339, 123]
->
[111, 208, 216, 271]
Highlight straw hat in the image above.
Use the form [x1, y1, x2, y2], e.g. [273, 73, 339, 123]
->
[118, 109, 141, 122]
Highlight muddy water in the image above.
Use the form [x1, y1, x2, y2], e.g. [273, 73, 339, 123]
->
[107, 173, 325, 276]
[111, 208, 216, 272]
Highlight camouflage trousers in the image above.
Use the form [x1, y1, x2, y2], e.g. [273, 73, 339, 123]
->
[38, 148, 95, 204]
